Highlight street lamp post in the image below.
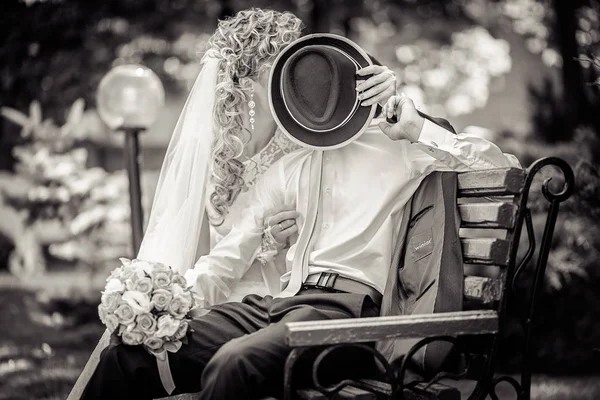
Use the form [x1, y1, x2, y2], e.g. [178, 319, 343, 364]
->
[123, 127, 144, 253]
[96, 64, 165, 255]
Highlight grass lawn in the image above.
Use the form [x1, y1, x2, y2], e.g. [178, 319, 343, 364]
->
[0, 271, 105, 400]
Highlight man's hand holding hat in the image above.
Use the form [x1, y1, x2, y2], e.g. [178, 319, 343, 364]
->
[378, 94, 425, 143]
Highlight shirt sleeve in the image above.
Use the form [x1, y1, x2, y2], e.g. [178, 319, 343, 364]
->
[408, 119, 522, 176]
[184, 161, 285, 308]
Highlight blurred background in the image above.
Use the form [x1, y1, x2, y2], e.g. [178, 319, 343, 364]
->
[1, 0, 600, 399]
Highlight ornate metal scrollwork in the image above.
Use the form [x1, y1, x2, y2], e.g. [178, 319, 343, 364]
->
[395, 336, 473, 400]
[489, 375, 525, 400]
[530, 157, 576, 203]
[506, 157, 575, 400]
[310, 343, 397, 397]
[512, 208, 535, 299]
[283, 347, 311, 400]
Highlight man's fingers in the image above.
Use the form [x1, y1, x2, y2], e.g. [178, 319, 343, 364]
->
[392, 93, 414, 119]
[359, 81, 393, 105]
[356, 65, 384, 76]
[398, 93, 414, 109]
[362, 86, 396, 107]
[387, 95, 397, 119]
[378, 121, 392, 135]
[384, 96, 400, 119]
[355, 70, 393, 92]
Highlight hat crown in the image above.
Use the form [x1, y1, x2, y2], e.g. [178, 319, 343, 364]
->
[291, 53, 335, 119]
[281, 45, 358, 132]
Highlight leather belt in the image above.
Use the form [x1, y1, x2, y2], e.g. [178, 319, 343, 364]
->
[302, 272, 383, 306]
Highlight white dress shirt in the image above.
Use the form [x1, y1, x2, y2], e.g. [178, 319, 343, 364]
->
[185, 119, 521, 308]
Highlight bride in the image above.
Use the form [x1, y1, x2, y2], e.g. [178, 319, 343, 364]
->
[68, 8, 396, 398]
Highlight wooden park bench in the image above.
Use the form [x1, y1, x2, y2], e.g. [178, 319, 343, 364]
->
[277, 157, 575, 400]
[68, 156, 574, 400]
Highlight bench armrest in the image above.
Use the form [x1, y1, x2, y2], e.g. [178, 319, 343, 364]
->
[284, 310, 498, 347]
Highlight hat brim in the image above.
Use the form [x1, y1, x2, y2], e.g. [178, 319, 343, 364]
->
[269, 34, 377, 151]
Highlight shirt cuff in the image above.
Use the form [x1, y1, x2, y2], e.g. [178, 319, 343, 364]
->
[417, 119, 455, 148]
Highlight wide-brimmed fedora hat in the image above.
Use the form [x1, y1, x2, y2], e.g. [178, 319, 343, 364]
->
[268, 34, 377, 150]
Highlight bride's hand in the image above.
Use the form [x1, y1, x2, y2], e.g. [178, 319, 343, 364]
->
[356, 65, 397, 107]
[264, 205, 300, 247]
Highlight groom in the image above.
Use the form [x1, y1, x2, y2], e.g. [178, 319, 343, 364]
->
[82, 35, 520, 400]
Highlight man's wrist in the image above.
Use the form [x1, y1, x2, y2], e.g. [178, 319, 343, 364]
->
[407, 116, 425, 142]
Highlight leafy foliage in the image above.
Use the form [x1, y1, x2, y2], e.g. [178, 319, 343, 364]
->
[493, 130, 600, 372]
[0, 100, 138, 273]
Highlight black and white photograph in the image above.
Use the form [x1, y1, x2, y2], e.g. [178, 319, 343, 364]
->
[0, 0, 599, 399]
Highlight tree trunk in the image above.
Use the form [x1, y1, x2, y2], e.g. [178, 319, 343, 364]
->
[218, 0, 234, 20]
[307, 0, 331, 33]
[553, 0, 588, 137]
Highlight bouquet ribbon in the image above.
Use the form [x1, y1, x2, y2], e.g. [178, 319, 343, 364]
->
[155, 350, 176, 395]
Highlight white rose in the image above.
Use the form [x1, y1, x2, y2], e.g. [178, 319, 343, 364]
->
[104, 314, 120, 333]
[121, 291, 151, 315]
[119, 257, 132, 267]
[101, 292, 122, 312]
[171, 283, 184, 297]
[131, 259, 153, 275]
[144, 336, 165, 352]
[105, 278, 125, 293]
[121, 328, 145, 346]
[171, 274, 188, 288]
[155, 315, 180, 338]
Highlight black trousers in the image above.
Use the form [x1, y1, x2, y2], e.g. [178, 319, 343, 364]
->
[81, 289, 380, 400]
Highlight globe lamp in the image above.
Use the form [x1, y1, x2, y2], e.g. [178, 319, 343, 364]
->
[96, 64, 165, 254]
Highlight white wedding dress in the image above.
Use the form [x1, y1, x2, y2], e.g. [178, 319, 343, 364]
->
[208, 128, 301, 302]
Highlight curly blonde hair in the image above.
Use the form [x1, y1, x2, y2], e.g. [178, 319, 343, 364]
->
[202, 8, 302, 225]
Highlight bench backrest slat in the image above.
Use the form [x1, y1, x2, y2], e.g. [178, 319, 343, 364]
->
[458, 202, 518, 229]
[461, 238, 511, 266]
[454, 168, 524, 308]
[463, 275, 504, 304]
[457, 168, 525, 196]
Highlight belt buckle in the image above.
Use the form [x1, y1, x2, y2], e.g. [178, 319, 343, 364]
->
[314, 272, 339, 292]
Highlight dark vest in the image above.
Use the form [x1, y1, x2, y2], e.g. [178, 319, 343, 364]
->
[378, 171, 464, 375]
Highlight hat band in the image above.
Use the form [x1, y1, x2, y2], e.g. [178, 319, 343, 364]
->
[280, 46, 361, 133]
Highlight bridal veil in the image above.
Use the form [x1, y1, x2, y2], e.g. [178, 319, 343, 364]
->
[137, 57, 219, 273]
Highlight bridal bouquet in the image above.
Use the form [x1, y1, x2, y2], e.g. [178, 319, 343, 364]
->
[98, 258, 200, 394]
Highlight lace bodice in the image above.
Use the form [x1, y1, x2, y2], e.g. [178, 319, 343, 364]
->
[241, 129, 301, 191]
[209, 128, 301, 240]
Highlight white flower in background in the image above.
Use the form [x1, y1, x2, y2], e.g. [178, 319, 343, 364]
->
[395, 45, 417, 64]
[393, 24, 512, 117]
[422, 68, 453, 90]
[402, 65, 422, 84]
[460, 77, 490, 108]
[446, 94, 476, 117]
[542, 48, 562, 68]
[107, 204, 130, 222]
